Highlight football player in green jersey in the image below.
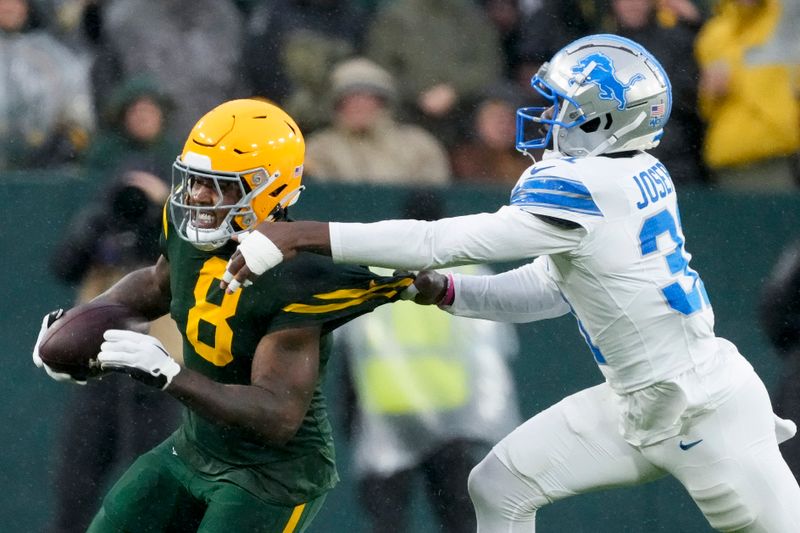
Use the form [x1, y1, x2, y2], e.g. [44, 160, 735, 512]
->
[33, 99, 415, 532]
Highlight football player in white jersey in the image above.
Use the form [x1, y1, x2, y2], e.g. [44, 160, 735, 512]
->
[221, 35, 800, 531]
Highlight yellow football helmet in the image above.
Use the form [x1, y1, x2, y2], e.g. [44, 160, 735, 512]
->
[169, 99, 305, 250]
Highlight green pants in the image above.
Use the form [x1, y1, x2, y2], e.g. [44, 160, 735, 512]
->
[87, 438, 326, 533]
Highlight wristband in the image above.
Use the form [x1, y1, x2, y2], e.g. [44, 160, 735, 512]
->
[238, 231, 284, 275]
[437, 273, 456, 307]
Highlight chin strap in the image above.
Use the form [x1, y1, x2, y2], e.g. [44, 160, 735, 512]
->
[587, 111, 647, 157]
[185, 222, 230, 251]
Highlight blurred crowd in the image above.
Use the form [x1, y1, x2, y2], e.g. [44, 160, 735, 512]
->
[8, 1, 797, 531]
[1, 0, 798, 191]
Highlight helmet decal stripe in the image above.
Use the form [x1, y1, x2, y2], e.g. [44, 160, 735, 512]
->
[570, 53, 645, 110]
[183, 151, 213, 170]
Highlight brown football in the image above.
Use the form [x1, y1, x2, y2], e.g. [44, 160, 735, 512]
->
[38, 301, 146, 380]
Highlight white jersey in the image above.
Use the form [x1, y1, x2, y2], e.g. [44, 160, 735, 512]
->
[329, 151, 755, 445]
[506, 152, 743, 392]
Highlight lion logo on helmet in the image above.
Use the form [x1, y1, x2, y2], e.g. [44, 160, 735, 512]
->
[569, 52, 645, 110]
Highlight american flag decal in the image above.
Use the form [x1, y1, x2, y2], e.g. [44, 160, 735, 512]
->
[650, 102, 665, 118]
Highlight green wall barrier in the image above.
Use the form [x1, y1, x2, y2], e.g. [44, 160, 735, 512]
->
[2, 174, 798, 532]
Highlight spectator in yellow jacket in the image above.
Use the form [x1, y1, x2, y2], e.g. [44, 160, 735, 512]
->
[695, 0, 800, 190]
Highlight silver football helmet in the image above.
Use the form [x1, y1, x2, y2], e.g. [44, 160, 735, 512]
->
[516, 34, 672, 157]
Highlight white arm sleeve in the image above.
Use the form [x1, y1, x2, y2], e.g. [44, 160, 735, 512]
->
[329, 205, 585, 270]
[447, 257, 570, 323]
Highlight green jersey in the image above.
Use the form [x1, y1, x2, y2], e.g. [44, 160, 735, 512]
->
[160, 212, 413, 505]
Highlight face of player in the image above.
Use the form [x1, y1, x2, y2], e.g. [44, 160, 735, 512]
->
[538, 106, 556, 138]
[187, 176, 242, 230]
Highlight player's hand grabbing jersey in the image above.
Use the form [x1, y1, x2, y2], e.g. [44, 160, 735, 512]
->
[161, 210, 413, 504]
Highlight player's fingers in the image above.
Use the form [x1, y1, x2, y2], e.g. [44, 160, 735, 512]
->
[42, 364, 62, 380]
[221, 252, 246, 290]
[47, 308, 64, 325]
[104, 329, 151, 343]
[33, 312, 55, 364]
[227, 278, 241, 293]
[43, 363, 86, 385]
[101, 336, 153, 355]
[221, 254, 238, 284]
[399, 284, 419, 300]
[104, 329, 165, 350]
[98, 349, 136, 366]
[99, 342, 133, 358]
[99, 363, 128, 373]
[230, 230, 250, 243]
[32, 344, 43, 367]
[229, 264, 253, 294]
[33, 312, 58, 366]
[224, 266, 253, 289]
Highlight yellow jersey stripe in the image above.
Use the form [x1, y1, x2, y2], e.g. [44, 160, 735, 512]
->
[311, 278, 413, 300]
[282, 503, 306, 533]
[282, 278, 413, 314]
[284, 290, 398, 314]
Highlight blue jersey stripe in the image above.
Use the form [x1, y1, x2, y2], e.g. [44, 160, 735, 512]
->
[511, 194, 602, 215]
[559, 289, 606, 364]
[517, 176, 592, 196]
[510, 176, 602, 215]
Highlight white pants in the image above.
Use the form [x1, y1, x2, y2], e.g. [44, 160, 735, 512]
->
[469, 375, 800, 532]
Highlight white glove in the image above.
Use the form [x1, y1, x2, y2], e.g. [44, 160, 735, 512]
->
[32, 309, 87, 385]
[98, 329, 181, 390]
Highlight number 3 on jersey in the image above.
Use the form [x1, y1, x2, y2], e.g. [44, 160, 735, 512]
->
[186, 257, 243, 366]
[639, 209, 710, 315]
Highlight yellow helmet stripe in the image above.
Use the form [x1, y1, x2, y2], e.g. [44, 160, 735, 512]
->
[162, 201, 169, 239]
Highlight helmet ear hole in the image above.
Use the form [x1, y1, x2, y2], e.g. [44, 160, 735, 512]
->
[578, 114, 614, 134]
[269, 184, 287, 197]
[580, 117, 601, 133]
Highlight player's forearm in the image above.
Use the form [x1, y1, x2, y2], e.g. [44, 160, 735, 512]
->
[94, 262, 171, 320]
[167, 369, 307, 445]
[330, 216, 505, 270]
[447, 261, 570, 323]
[271, 221, 332, 258]
[329, 207, 581, 270]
